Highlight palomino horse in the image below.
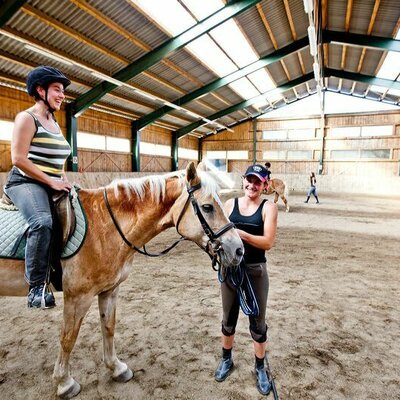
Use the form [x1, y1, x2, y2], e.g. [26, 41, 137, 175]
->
[264, 178, 290, 212]
[0, 162, 243, 399]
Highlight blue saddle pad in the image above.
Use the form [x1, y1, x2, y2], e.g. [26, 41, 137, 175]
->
[0, 189, 87, 260]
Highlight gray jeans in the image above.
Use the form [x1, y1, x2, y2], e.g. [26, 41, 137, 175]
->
[221, 262, 269, 343]
[4, 167, 53, 287]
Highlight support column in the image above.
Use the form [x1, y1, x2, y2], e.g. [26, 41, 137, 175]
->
[171, 132, 178, 171]
[66, 103, 78, 172]
[131, 121, 140, 172]
[252, 118, 257, 164]
[198, 137, 203, 164]
[318, 91, 326, 175]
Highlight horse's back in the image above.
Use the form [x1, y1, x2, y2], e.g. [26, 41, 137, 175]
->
[266, 178, 285, 195]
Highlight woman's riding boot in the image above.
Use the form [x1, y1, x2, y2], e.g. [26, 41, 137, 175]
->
[315, 196, 320, 204]
[304, 196, 310, 203]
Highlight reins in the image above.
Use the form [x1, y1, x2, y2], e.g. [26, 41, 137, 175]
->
[102, 181, 234, 260]
[103, 187, 185, 257]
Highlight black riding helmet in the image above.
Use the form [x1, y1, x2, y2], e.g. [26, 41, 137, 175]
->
[26, 65, 71, 113]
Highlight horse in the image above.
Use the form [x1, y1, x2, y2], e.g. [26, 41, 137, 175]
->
[264, 178, 290, 212]
[0, 162, 244, 399]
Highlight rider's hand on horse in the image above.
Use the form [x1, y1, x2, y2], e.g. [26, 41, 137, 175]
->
[50, 179, 72, 192]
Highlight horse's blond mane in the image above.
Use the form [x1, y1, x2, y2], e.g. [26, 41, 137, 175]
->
[110, 170, 221, 205]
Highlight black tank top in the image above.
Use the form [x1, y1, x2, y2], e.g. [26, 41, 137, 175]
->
[229, 198, 267, 264]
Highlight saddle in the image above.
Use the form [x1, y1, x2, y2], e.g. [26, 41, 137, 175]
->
[0, 191, 76, 248]
[52, 191, 77, 248]
[0, 187, 87, 290]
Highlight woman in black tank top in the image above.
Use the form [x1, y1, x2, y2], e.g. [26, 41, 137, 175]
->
[214, 164, 278, 396]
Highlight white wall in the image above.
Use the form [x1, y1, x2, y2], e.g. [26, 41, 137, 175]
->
[1, 172, 400, 196]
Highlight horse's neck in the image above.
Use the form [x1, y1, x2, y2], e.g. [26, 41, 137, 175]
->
[102, 178, 184, 247]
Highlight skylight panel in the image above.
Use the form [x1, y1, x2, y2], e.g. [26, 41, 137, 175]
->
[189, 36, 237, 76]
[376, 51, 400, 80]
[181, 0, 223, 19]
[131, 0, 279, 104]
[130, 0, 194, 36]
[387, 88, 400, 97]
[247, 69, 276, 93]
[229, 77, 260, 100]
[210, 20, 258, 67]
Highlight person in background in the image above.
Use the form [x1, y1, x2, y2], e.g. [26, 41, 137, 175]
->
[3, 65, 72, 308]
[214, 164, 278, 396]
[304, 172, 319, 204]
[264, 162, 272, 183]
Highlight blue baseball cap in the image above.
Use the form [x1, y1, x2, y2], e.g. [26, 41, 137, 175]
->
[244, 164, 268, 182]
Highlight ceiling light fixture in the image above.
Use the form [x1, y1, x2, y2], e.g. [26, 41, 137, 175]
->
[303, 0, 314, 14]
[24, 44, 73, 66]
[91, 71, 123, 87]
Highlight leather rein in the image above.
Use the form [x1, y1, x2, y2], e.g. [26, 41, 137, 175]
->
[102, 182, 235, 263]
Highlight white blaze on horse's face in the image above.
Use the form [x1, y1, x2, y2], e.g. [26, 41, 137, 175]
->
[174, 164, 243, 268]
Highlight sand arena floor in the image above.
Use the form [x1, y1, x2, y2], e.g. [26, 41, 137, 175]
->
[0, 192, 399, 400]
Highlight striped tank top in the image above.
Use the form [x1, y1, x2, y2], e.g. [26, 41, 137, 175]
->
[26, 111, 71, 178]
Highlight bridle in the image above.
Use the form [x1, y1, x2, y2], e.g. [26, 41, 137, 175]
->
[102, 182, 235, 266]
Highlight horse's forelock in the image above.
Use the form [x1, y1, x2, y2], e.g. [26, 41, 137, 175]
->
[197, 171, 223, 206]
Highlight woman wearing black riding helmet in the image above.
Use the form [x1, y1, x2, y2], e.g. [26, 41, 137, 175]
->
[4, 65, 72, 308]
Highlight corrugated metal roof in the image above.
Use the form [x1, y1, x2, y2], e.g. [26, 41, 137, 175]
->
[261, 0, 294, 48]
[235, 7, 274, 56]
[0, 0, 398, 139]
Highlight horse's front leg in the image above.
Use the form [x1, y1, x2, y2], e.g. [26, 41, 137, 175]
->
[274, 192, 279, 203]
[53, 294, 93, 399]
[98, 286, 134, 382]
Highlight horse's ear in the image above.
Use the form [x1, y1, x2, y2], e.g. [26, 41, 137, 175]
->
[197, 161, 206, 171]
[186, 161, 200, 186]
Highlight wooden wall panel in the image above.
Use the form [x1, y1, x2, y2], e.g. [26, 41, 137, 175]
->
[202, 110, 400, 178]
[257, 117, 320, 130]
[326, 111, 400, 128]
[322, 161, 398, 176]
[78, 150, 131, 172]
[77, 109, 131, 139]
[178, 135, 198, 150]
[141, 155, 171, 172]
[141, 125, 171, 145]
[0, 142, 12, 172]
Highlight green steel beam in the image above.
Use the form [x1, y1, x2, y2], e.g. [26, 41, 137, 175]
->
[71, 0, 262, 116]
[66, 103, 78, 172]
[325, 68, 400, 91]
[323, 30, 400, 53]
[171, 132, 178, 171]
[175, 73, 313, 138]
[131, 121, 140, 172]
[0, 0, 27, 27]
[136, 36, 308, 129]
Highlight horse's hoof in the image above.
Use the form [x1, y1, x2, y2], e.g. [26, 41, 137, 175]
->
[113, 367, 134, 383]
[57, 378, 81, 399]
[286, 207, 290, 212]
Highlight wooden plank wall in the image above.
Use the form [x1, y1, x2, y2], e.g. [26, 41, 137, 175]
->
[0, 86, 199, 173]
[202, 111, 400, 177]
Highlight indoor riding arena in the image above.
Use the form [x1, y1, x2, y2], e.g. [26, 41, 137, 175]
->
[0, 1, 399, 400]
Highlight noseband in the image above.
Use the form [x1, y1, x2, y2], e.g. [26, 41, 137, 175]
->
[103, 182, 235, 262]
